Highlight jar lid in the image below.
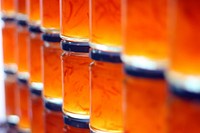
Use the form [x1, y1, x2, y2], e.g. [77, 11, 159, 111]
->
[64, 115, 89, 129]
[30, 87, 42, 96]
[17, 77, 28, 84]
[17, 20, 28, 27]
[45, 100, 62, 112]
[61, 40, 90, 53]
[29, 25, 42, 33]
[170, 84, 200, 101]
[42, 33, 61, 42]
[1, 16, 15, 22]
[4, 70, 16, 75]
[89, 49, 122, 63]
[125, 65, 164, 79]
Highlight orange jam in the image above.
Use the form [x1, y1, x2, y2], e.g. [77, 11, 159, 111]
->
[121, 0, 168, 70]
[124, 67, 167, 133]
[90, 50, 123, 132]
[0, 0, 15, 17]
[90, 0, 122, 52]
[41, 0, 60, 33]
[61, 41, 91, 119]
[27, 0, 41, 25]
[64, 124, 90, 133]
[60, 0, 89, 41]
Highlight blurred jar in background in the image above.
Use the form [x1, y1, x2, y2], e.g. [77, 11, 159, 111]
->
[89, 49, 123, 133]
[124, 66, 167, 133]
[0, 0, 15, 17]
[40, 0, 60, 33]
[121, 0, 168, 71]
[16, 0, 27, 20]
[27, 0, 41, 26]
[89, 0, 121, 52]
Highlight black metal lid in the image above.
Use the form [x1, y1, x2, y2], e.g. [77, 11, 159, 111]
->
[89, 49, 122, 63]
[64, 115, 89, 129]
[61, 40, 90, 53]
[29, 25, 42, 33]
[45, 100, 62, 112]
[42, 33, 61, 42]
[4, 70, 16, 75]
[17, 20, 28, 27]
[125, 65, 164, 79]
[169, 84, 200, 101]
[17, 77, 28, 85]
[1, 16, 15, 22]
[30, 87, 42, 96]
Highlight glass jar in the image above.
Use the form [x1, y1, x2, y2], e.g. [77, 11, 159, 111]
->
[61, 40, 91, 120]
[121, 0, 168, 71]
[28, 26, 43, 92]
[44, 101, 64, 133]
[42, 33, 62, 105]
[60, 0, 89, 42]
[40, 0, 60, 33]
[89, 0, 122, 52]
[167, 0, 200, 91]
[4, 72, 19, 125]
[26, 0, 41, 26]
[17, 78, 31, 132]
[89, 49, 123, 133]
[16, 0, 27, 20]
[2, 17, 17, 73]
[17, 20, 29, 80]
[169, 85, 200, 133]
[0, 0, 15, 17]
[30, 87, 44, 133]
[124, 66, 167, 133]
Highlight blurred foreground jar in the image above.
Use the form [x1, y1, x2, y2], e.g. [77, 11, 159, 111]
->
[121, 0, 168, 71]
[89, 0, 122, 52]
[44, 101, 64, 133]
[2, 17, 17, 73]
[40, 0, 60, 33]
[4, 72, 19, 125]
[124, 66, 167, 133]
[42, 33, 62, 105]
[27, 0, 41, 26]
[61, 40, 91, 120]
[89, 49, 123, 133]
[60, 0, 89, 42]
[17, 78, 31, 132]
[0, 0, 15, 17]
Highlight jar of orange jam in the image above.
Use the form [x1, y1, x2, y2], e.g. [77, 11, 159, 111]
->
[16, 0, 27, 20]
[30, 87, 44, 133]
[61, 40, 91, 120]
[40, 0, 60, 33]
[121, 0, 168, 71]
[169, 85, 200, 133]
[4, 71, 19, 125]
[89, 0, 122, 52]
[26, 0, 41, 26]
[124, 66, 167, 133]
[17, 78, 31, 132]
[89, 49, 123, 133]
[42, 33, 62, 105]
[17, 20, 29, 80]
[0, 0, 15, 17]
[2, 17, 17, 73]
[60, 0, 89, 42]
[44, 101, 64, 133]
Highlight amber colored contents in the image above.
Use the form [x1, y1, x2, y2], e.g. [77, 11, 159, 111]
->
[1, 0, 15, 16]
[17, 25, 29, 73]
[169, 0, 200, 75]
[90, 0, 121, 50]
[27, 0, 41, 24]
[16, 0, 27, 15]
[124, 75, 167, 133]
[169, 95, 200, 133]
[62, 53, 91, 118]
[2, 22, 17, 66]
[28, 32, 43, 83]
[43, 42, 62, 100]
[90, 61, 123, 132]
[5, 75, 18, 116]
[60, 0, 89, 41]
[31, 94, 44, 133]
[122, 0, 168, 61]
[45, 109, 64, 133]
[64, 125, 90, 133]
[18, 82, 31, 130]
[41, 0, 60, 32]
